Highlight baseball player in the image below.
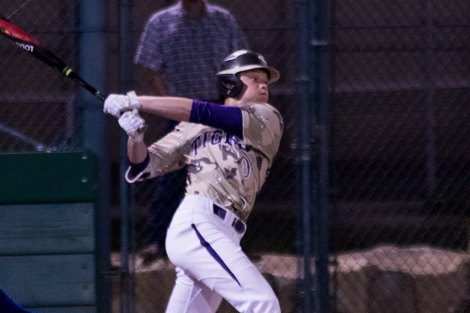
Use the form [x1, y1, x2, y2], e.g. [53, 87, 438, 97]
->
[104, 50, 283, 313]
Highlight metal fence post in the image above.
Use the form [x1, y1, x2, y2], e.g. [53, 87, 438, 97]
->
[118, 0, 135, 312]
[311, 0, 331, 311]
[77, 0, 111, 312]
[296, 0, 315, 311]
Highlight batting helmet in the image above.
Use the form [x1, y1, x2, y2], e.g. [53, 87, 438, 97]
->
[216, 50, 280, 99]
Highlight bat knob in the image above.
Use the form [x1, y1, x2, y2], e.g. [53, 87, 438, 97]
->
[96, 92, 106, 102]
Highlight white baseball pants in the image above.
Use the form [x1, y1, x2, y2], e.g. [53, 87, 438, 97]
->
[164, 194, 281, 313]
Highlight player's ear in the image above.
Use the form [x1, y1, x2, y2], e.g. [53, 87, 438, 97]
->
[221, 79, 237, 92]
[217, 74, 244, 99]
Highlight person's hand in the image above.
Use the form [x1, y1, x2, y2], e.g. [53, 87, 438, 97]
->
[118, 110, 146, 143]
[104, 91, 140, 118]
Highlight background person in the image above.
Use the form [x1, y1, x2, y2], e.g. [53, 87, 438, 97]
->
[134, 0, 249, 262]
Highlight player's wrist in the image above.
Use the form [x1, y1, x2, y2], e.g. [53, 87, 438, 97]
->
[127, 91, 141, 110]
[129, 131, 145, 143]
[127, 119, 146, 143]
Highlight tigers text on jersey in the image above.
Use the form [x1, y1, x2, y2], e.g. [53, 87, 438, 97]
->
[145, 102, 283, 222]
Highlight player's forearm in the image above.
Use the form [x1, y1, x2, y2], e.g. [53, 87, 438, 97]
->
[127, 138, 148, 164]
[138, 96, 192, 122]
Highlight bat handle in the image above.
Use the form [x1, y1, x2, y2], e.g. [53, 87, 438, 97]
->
[95, 91, 106, 102]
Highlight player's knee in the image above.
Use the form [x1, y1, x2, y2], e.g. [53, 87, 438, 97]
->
[252, 289, 281, 313]
[262, 297, 281, 313]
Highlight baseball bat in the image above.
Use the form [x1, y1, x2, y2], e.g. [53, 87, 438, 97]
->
[0, 16, 105, 102]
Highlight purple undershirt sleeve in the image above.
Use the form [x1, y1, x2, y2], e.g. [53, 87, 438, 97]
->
[128, 153, 150, 177]
[189, 100, 243, 139]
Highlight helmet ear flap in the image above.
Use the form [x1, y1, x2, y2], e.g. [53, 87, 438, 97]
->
[217, 74, 244, 99]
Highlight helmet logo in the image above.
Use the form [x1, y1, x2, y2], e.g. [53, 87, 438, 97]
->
[258, 54, 267, 64]
[226, 49, 249, 60]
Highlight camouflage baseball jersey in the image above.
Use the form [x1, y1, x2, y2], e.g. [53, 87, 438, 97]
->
[146, 102, 283, 222]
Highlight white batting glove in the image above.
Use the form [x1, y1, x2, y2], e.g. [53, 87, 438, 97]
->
[104, 91, 140, 118]
[118, 110, 146, 143]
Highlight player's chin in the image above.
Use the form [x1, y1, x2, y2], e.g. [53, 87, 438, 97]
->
[257, 95, 269, 103]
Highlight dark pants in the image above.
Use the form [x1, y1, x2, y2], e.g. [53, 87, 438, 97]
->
[146, 119, 187, 251]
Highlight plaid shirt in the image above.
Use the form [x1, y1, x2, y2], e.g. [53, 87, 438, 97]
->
[134, 1, 248, 100]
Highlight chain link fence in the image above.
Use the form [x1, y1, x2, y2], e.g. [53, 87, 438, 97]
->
[330, 0, 470, 312]
[1, 0, 470, 312]
[0, 0, 79, 152]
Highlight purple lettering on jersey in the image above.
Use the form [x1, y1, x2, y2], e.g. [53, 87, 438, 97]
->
[239, 156, 251, 178]
[191, 130, 248, 157]
[225, 133, 237, 145]
[191, 136, 202, 156]
[211, 130, 223, 145]
[202, 132, 210, 149]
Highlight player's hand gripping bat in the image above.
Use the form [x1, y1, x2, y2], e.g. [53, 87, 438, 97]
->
[0, 16, 106, 102]
[0, 16, 146, 132]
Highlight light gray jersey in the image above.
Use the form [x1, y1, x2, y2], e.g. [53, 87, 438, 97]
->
[145, 102, 283, 222]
